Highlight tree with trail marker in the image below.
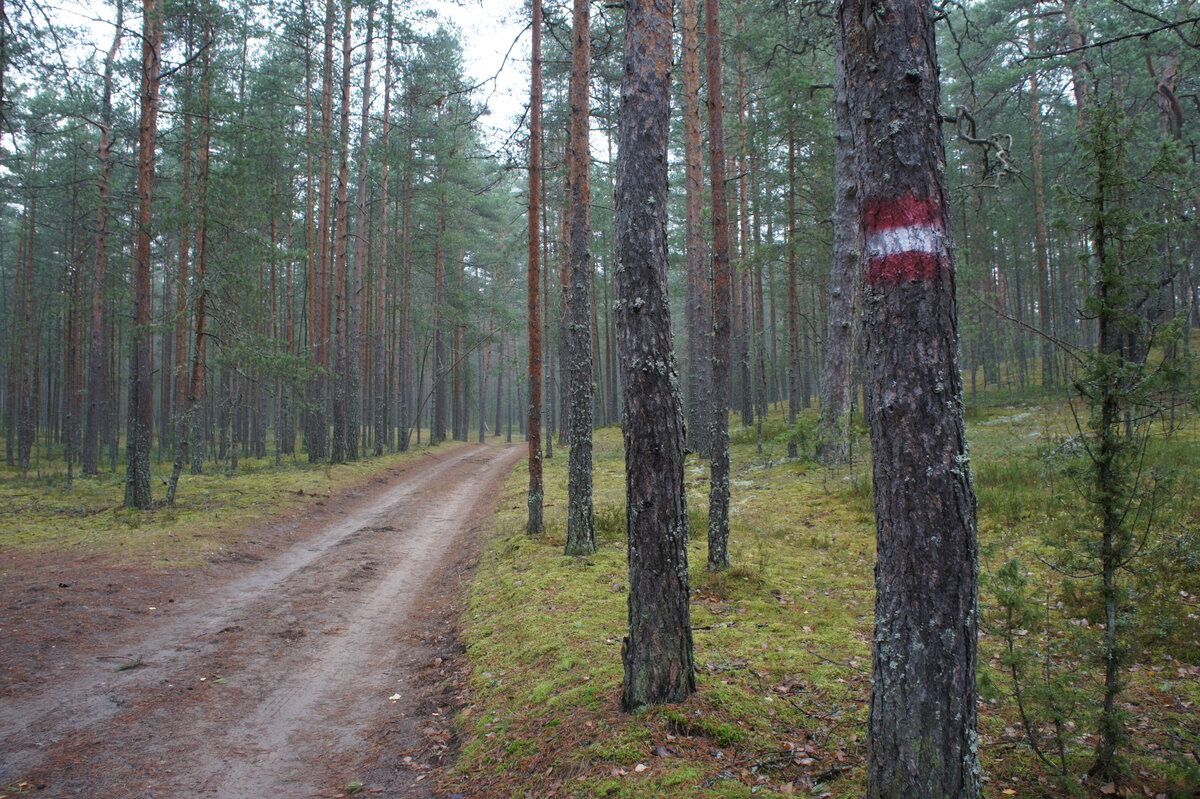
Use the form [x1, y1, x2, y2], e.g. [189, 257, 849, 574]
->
[837, 0, 980, 796]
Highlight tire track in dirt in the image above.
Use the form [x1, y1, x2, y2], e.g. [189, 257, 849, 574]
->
[0, 442, 522, 798]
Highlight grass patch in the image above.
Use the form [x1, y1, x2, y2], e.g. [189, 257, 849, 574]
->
[456, 398, 1200, 797]
[0, 439, 463, 568]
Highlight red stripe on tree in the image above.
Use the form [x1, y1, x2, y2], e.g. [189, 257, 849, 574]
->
[864, 195, 943, 232]
[866, 251, 945, 285]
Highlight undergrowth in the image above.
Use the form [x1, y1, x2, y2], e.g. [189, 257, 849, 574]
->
[454, 399, 1200, 798]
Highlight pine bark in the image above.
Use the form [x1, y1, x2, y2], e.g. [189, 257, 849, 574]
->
[564, 0, 596, 557]
[168, 22, 212, 502]
[527, 0, 545, 537]
[837, 1, 979, 796]
[432, 195, 448, 443]
[615, 0, 695, 710]
[681, 0, 710, 458]
[309, 0, 335, 463]
[705, 0, 733, 573]
[374, 0, 393, 456]
[817, 44, 860, 465]
[330, 0, 352, 464]
[348, 2, 374, 461]
[124, 0, 162, 509]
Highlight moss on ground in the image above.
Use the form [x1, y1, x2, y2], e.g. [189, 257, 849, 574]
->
[455, 399, 1200, 798]
[0, 439, 458, 568]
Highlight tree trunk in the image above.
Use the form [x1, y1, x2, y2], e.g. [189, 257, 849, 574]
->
[15, 201, 34, 475]
[681, 0, 710, 458]
[786, 121, 800, 458]
[817, 43, 860, 465]
[564, 0, 596, 557]
[432, 195, 448, 443]
[706, 0, 733, 573]
[330, 0, 352, 464]
[837, 0, 980, 795]
[527, 0, 545, 537]
[735, 9, 752, 431]
[347, 2, 373, 461]
[1030, 68, 1055, 390]
[124, 0, 162, 509]
[309, 0, 335, 463]
[615, 0, 695, 710]
[374, 0, 393, 456]
[168, 21, 212, 502]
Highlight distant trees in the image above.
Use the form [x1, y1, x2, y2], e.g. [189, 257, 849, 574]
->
[0, 1, 531, 494]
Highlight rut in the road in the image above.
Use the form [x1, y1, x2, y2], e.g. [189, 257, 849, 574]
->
[0, 443, 522, 799]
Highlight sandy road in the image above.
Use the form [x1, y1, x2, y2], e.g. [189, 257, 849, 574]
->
[0, 442, 522, 798]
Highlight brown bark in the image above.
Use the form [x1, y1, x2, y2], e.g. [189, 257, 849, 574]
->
[837, 1, 979, 795]
[124, 0, 162, 509]
[706, 0, 733, 573]
[374, 0, 393, 456]
[308, 0, 335, 462]
[168, 20, 213, 500]
[172, 65, 193, 462]
[615, 0, 695, 710]
[681, 0, 710, 458]
[397, 95, 415, 450]
[348, 2, 374, 461]
[564, 0, 595, 556]
[750, 140, 767, 451]
[330, 0, 352, 464]
[527, 0, 545, 537]
[432, 193, 448, 443]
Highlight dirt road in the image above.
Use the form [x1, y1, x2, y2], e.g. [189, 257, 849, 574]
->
[0, 443, 522, 798]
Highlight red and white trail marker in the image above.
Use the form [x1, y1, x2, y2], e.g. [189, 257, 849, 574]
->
[863, 196, 949, 285]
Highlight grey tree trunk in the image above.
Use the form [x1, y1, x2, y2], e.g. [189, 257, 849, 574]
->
[837, 0, 980, 796]
[705, 0, 733, 573]
[817, 44, 859, 466]
[615, 0, 695, 710]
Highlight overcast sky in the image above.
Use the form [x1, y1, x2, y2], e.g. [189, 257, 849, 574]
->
[426, 0, 531, 148]
[47, 0, 532, 151]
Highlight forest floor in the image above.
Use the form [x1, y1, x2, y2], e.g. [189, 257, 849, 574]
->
[0, 441, 523, 799]
[451, 399, 1200, 799]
